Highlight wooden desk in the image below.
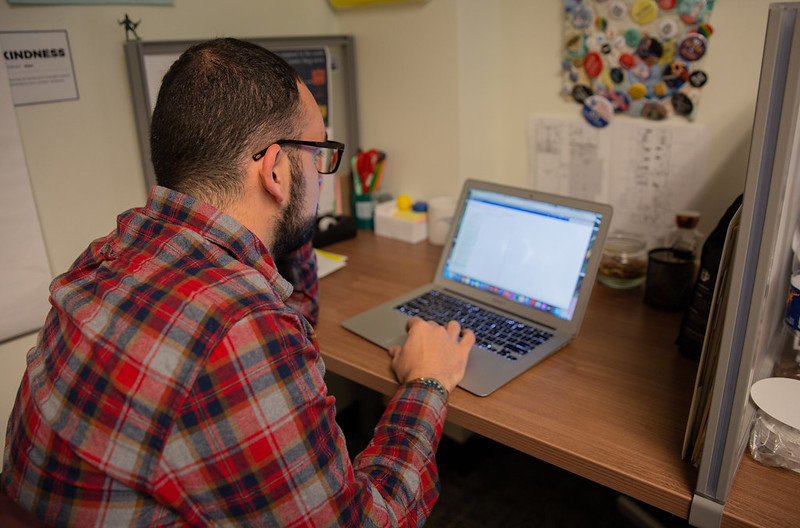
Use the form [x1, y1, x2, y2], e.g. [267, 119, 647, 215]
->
[315, 232, 800, 527]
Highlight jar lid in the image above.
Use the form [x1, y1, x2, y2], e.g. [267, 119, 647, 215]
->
[649, 247, 693, 264]
[604, 234, 646, 254]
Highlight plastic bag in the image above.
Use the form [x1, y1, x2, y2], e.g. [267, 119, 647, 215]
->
[749, 409, 800, 474]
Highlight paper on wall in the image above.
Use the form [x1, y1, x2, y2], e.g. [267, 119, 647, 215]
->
[0, 52, 53, 342]
[528, 115, 708, 245]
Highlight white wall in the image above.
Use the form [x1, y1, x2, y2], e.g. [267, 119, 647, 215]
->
[0, 0, 779, 442]
[337, 0, 775, 230]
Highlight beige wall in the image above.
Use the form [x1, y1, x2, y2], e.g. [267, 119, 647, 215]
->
[0, 0, 778, 441]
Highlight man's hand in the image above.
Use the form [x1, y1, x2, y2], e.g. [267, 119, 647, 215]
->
[388, 317, 474, 394]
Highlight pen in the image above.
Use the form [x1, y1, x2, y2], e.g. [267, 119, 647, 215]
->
[371, 159, 384, 193]
[351, 155, 363, 195]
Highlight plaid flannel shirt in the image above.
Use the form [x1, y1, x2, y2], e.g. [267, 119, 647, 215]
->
[2, 186, 447, 527]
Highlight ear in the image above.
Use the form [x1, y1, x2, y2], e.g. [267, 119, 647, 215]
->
[256, 143, 289, 205]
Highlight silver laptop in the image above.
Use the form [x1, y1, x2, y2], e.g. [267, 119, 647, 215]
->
[342, 179, 612, 396]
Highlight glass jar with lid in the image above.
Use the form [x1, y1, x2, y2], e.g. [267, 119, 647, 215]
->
[597, 233, 648, 289]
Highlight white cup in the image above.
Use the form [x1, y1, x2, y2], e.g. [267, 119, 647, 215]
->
[427, 196, 457, 245]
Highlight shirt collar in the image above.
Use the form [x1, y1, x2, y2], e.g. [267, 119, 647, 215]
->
[144, 185, 294, 300]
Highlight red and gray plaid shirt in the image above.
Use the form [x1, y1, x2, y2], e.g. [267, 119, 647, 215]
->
[2, 186, 447, 527]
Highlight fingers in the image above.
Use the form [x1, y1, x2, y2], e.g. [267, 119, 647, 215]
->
[390, 317, 475, 394]
[405, 316, 424, 332]
[409, 318, 474, 344]
[459, 328, 476, 348]
[445, 320, 462, 339]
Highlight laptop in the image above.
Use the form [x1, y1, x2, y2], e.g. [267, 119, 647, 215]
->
[342, 179, 613, 396]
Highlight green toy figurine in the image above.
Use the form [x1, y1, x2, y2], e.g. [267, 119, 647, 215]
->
[118, 14, 141, 41]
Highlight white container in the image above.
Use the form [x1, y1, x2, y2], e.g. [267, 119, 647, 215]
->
[373, 201, 427, 243]
[427, 196, 457, 245]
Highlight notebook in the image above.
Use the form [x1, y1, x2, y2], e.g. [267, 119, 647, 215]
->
[342, 179, 613, 396]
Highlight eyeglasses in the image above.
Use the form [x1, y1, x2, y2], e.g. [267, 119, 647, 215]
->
[252, 139, 345, 174]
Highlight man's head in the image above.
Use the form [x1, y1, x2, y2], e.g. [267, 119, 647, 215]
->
[150, 38, 302, 207]
[150, 38, 331, 257]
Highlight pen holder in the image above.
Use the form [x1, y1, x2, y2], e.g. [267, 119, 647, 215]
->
[352, 193, 375, 230]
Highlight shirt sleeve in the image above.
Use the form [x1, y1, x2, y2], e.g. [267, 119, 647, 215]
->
[153, 308, 446, 528]
[275, 240, 320, 326]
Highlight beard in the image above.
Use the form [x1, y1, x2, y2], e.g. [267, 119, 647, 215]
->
[271, 151, 317, 260]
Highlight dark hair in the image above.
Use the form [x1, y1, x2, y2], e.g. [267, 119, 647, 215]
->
[150, 38, 303, 205]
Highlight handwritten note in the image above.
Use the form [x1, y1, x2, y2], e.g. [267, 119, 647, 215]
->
[528, 116, 708, 245]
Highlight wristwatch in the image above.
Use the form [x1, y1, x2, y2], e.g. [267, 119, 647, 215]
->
[411, 377, 449, 401]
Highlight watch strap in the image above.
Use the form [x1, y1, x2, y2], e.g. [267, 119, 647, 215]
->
[410, 377, 449, 401]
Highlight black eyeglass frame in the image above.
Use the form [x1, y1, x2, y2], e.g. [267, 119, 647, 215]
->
[252, 139, 346, 174]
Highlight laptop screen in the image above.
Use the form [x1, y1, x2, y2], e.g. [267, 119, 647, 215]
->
[441, 188, 604, 322]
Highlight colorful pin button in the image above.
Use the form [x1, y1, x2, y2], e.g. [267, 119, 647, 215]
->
[663, 61, 689, 87]
[658, 0, 677, 9]
[608, 1, 627, 19]
[629, 83, 647, 99]
[598, 69, 614, 89]
[610, 67, 625, 83]
[689, 70, 708, 87]
[658, 18, 680, 40]
[571, 4, 593, 29]
[612, 35, 628, 51]
[653, 82, 668, 97]
[661, 40, 677, 63]
[596, 16, 608, 31]
[619, 53, 635, 69]
[625, 28, 642, 48]
[585, 34, 606, 52]
[695, 23, 714, 37]
[584, 52, 604, 78]
[642, 100, 668, 120]
[679, 0, 711, 24]
[631, 0, 659, 25]
[672, 92, 694, 116]
[564, 33, 587, 57]
[630, 60, 651, 81]
[637, 36, 664, 61]
[571, 84, 593, 103]
[582, 95, 614, 127]
[608, 90, 631, 113]
[679, 34, 707, 61]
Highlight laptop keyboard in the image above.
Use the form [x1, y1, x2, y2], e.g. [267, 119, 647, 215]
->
[394, 290, 553, 361]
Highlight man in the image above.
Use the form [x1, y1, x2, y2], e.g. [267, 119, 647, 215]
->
[2, 38, 473, 527]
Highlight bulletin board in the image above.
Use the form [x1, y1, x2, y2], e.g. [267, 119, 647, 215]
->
[562, 0, 715, 126]
[124, 36, 360, 215]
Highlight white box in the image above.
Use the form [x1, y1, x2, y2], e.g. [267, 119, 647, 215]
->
[373, 201, 427, 243]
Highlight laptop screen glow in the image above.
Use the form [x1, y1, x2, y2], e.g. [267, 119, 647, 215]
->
[441, 189, 604, 321]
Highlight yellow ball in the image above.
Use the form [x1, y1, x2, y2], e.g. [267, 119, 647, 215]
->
[397, 194, 412, 211]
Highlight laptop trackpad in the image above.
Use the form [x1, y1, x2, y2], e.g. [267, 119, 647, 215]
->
[342, 305, 410, 350]
[384, 333, 408, 349]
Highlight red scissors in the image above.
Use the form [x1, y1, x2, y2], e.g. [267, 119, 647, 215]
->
[356, 149, 382, 191]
